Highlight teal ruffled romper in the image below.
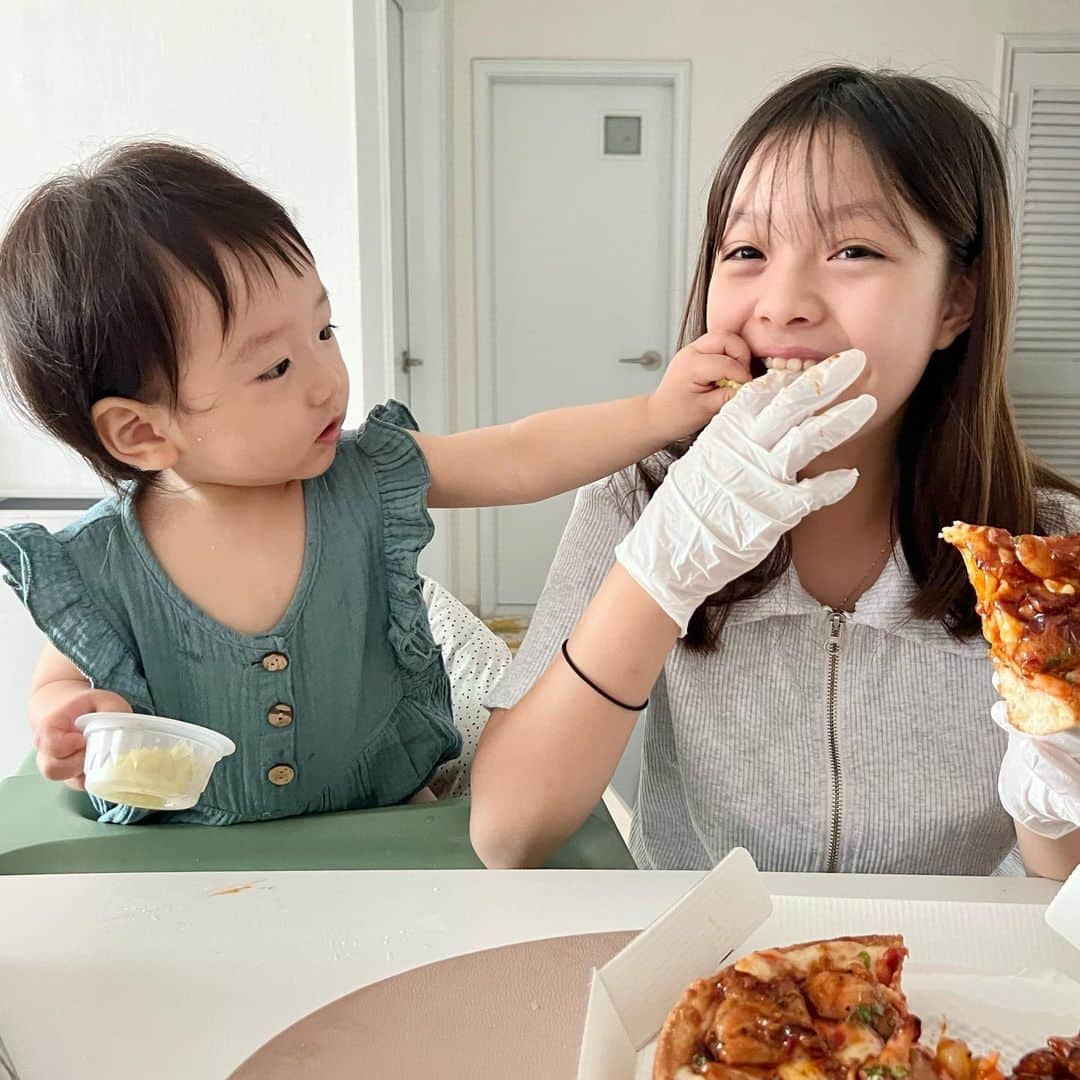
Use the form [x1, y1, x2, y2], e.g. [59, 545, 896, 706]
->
[0, 402, 461, 824]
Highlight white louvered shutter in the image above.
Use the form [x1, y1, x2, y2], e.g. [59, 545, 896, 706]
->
[1008, 49, 1080, 482]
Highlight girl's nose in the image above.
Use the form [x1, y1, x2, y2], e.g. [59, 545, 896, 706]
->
[753, 263, 825, 327]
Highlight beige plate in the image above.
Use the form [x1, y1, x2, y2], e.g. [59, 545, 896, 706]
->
[229, 930, 636, 1079]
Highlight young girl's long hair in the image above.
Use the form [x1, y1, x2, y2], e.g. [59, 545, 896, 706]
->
[635, 65, 1080, 648]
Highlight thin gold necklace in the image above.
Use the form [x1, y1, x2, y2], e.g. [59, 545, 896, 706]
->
[836, 537, 895, 613]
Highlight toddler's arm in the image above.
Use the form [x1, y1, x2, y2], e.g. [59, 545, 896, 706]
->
[414, 333, 750, 509]
[28, 642, 130, 789]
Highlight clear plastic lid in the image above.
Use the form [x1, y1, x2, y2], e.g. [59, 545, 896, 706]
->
[75, 712, 236, 757]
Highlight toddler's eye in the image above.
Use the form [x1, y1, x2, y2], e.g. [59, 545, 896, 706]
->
[318, 323, 338, 342]
[258, 358, 292, 382]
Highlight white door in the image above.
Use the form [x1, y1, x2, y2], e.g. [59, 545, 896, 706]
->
[484, 78, 678, 613]
[1007, 47, 1080, 482]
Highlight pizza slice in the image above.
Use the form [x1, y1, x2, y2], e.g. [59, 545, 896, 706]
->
[940, 523, 1080, 735]
[653, 935, 924, 1079]
[652, 935, 1014, 1080]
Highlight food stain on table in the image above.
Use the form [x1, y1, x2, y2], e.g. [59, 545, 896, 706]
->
[209, 880, 272, 897]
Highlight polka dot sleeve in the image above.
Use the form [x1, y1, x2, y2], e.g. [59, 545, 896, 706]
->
[422, 578, 512, 799]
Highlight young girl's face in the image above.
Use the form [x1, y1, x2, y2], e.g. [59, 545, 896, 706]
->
[706, 129, 973, 444]
[165, 257, 349, 488]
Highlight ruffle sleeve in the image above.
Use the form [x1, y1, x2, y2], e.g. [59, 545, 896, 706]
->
[352, 401, 441, 673]
[0, 522, 153, 712]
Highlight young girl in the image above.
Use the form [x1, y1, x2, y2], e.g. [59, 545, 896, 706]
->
[0, 141, 747, 825]
[471, 65, 1080, 881]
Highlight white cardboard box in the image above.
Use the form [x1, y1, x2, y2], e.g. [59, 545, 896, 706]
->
[578, 848, 1080, 1079]
[1047, 862, 1080, 952]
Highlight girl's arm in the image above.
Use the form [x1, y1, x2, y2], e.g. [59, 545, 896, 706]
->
[414, 333, 748, 509]
[1016, 823, 1080, 880]
[470, 564, 677, 868]
[471, 354, 876, 867]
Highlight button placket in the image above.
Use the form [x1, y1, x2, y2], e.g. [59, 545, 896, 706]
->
[257, 646, 298, 806]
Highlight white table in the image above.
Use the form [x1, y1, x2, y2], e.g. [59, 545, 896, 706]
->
[0, 870, 1067, 1079]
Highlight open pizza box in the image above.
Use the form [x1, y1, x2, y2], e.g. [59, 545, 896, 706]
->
[577, 848, 1080, 1080]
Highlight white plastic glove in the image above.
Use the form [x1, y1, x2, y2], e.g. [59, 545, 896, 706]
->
[615, 348, 877, 635]
[992, 678, 1080, 839]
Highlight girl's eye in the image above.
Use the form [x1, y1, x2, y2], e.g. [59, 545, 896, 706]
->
[318, 322, 337, 342]
[724, 245, 763, 261]
[832, 245, 879, 260]
[258, 358, 292, 382]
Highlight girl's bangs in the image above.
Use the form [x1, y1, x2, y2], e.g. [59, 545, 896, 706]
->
[722, 116, 918, 251]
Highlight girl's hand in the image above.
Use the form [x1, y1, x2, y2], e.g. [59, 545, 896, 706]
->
[616, 348, 876, 634]
[31, 687, 131, 790]
[644, 331, 753, 444]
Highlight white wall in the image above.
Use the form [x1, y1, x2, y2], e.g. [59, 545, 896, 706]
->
[0, 0, 402, 776]
[0, 0, 373, 497]
[447, 0, 1080, 609]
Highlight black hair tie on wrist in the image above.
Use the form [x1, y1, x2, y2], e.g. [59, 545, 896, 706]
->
[560, 639, 649, 712]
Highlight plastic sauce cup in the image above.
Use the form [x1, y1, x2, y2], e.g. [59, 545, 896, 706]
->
[75, 713, 236, 811]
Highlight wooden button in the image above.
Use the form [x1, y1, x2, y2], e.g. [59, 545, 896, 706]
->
[267, 764, 296, 786]
[267, 703, 294, 728]
[261, 652, 289, 672]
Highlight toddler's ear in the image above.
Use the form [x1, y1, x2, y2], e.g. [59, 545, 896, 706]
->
[91, 397, 179, 473]
[933, 261, 979, 351]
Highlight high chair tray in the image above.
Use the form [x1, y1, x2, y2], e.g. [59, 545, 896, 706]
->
[0, 759, 635, 873]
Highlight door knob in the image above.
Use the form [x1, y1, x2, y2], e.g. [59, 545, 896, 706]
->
[400, 349, 424, 373]
[618, 350, 663, 370]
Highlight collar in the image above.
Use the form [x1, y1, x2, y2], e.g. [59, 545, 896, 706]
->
[722, 541, 982, 658]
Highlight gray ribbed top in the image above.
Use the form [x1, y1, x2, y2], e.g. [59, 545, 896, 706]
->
[485, 472, 1080, 876]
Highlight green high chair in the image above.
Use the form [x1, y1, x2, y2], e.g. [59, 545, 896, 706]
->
[0, 755, 635, 874]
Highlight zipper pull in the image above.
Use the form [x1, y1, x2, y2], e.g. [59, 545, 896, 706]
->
[825, 608, 846, 655]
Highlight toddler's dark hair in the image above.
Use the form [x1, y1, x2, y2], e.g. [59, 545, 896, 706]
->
[0, 141, 311, 486]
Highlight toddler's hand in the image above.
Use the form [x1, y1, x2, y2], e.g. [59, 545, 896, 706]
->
[645, 332, 752, 444]
[32, 687, 131, 790]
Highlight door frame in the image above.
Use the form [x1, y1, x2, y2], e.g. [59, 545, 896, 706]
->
[353, 0, 452, 582]
[995, 33, 1080, 203]
[996, 32, 1080, 115]
[471, 58, 691, 616]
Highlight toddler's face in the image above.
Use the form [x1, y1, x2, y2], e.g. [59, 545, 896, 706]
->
[705, 130, 974, 455]
[166, 256, 349, 487]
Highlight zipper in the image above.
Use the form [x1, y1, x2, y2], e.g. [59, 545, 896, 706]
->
[823, 608, 846, 873]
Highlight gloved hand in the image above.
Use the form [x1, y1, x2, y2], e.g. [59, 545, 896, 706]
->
[992, 682, 1080, 839]
[615, 348, 877, 635]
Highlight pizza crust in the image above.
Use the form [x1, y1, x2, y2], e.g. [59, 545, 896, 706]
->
[994, 664, 1078, 736]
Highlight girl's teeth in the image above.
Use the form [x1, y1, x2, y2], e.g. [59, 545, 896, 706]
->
[761, 356, 822, 373]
